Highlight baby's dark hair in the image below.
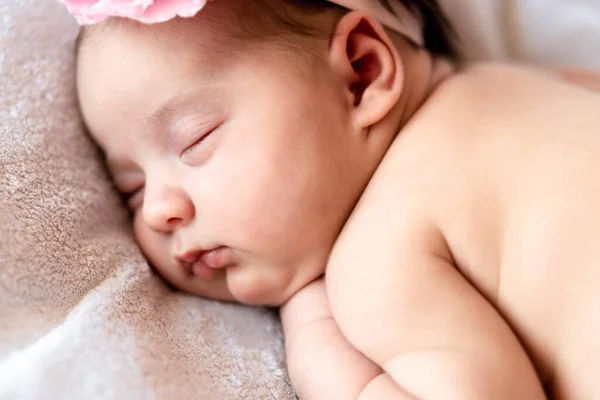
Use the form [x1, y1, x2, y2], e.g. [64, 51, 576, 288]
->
[391, 0, 459, 59]
[283, 0, 459, 60]
[77, 0, 458, 61]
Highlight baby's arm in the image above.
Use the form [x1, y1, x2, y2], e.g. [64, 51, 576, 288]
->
[556, 68, 600, 92]
[327, 202, 547, 399]
[281, 278, 414, 399]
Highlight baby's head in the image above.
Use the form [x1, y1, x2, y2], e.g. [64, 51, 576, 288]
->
[76, 0, 457, 306]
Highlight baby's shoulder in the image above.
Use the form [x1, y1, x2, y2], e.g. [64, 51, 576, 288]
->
[442, 62, 560, 92]
[406, 61, 600, 161]
[450, 61, 556, 82]
[432, 61, 600, 115]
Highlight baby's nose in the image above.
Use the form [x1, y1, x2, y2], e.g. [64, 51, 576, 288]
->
[143, 185, 194, 233]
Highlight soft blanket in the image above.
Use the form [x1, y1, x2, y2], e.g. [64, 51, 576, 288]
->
[439, 0, 600, 68]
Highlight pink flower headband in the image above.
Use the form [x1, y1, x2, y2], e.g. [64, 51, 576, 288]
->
[58, 0, 423, 45]
[57, 0, 207, 25]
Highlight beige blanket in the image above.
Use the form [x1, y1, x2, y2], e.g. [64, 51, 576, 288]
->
[1, 0, 598, 399]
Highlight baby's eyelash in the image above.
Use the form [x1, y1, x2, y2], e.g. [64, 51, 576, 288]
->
[182, 127, 217, 154]
[183, 130, 212, 154]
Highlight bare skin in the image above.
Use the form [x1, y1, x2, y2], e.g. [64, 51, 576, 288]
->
[77, 2, 600, 397]
[283, 67, 600, 399]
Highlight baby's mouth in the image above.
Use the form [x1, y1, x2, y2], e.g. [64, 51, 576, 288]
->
[176, 246, 230, 280]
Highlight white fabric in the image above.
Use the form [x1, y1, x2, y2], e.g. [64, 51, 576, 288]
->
[439, 0, 600, 69]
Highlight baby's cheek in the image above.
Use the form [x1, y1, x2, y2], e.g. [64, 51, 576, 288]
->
[132, 214, 179, 282]
[185, 271, 235, 302]
[133, 214, 166, 265]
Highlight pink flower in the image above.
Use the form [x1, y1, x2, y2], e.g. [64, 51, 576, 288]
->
[58, 0, 209, 25]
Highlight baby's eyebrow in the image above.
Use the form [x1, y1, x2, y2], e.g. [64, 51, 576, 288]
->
[144, 92, 188, 128]
[144, 88, 219, 130]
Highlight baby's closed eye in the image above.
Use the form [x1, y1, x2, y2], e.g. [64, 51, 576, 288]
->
[176, 120, 225, 165]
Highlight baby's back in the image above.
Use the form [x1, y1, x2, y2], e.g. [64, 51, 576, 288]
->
[374, 63, 600, 398]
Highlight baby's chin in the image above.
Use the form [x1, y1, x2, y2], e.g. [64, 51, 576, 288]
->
[223, 265, 301, 307]
[179, 278, 236, 303]
[177, 264, 313, 307]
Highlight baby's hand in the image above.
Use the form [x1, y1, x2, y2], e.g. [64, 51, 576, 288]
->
[280, 278, 385, 399]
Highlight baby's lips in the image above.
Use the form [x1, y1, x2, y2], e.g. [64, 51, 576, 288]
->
[191, 260, 217, 281]
[176, 251, 202, 264]
[201, 246, 229, 269]
[190, 247, 230, 281]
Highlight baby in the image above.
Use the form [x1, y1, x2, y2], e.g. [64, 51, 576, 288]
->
[71, 0, 600, 398]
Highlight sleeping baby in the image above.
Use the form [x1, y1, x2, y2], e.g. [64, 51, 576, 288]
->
[64, 0, 600, 398]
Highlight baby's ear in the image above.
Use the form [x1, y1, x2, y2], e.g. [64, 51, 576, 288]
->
[329, 11, 404, 131]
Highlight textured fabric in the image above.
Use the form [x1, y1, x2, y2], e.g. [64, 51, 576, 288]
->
[509, 0, 600, 69]
[0, 1, 294, 399]
[438, 0, 600, 68]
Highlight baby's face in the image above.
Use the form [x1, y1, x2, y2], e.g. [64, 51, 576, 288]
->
[77, 17, 366, 305]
